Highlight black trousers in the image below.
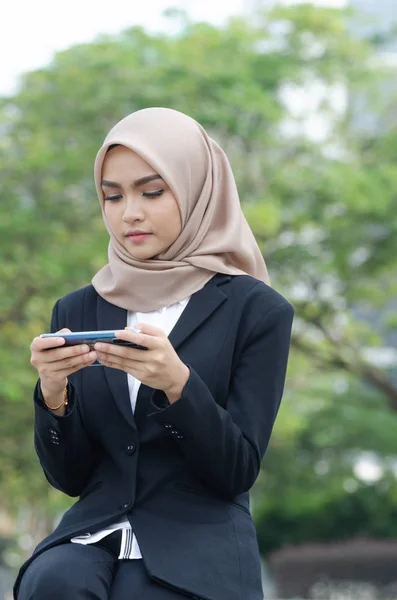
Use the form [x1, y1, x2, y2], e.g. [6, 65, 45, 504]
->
[18, 534, 187, 600]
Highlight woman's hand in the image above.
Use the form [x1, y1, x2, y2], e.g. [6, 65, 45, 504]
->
[94, 324, 190, 403]
[30, 328, 98, 399]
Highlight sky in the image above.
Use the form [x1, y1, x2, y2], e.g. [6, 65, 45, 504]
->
[0, 0, 347, 96]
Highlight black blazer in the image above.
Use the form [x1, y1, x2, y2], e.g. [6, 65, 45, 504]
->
[15, 274, 293, 600]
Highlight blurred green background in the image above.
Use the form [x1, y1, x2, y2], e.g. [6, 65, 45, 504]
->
[1, 1, 397, 598]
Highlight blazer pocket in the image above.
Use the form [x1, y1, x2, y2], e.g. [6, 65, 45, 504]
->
[174, 483, 251, 517]
[79, 481, 102, 500]
[174, 482, 214, 498]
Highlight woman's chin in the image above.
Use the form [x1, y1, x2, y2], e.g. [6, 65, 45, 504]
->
[123, 247, 157, 261]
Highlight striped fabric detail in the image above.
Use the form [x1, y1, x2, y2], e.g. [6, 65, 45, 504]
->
[119, 528, 134, 559]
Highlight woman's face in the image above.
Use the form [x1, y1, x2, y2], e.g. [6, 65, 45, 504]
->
[101, 146, 182, 260]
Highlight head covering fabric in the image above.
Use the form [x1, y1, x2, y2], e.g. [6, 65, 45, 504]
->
[92, 107, 270, 312]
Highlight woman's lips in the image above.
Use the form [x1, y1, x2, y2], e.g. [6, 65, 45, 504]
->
[126, 233, 152, 243]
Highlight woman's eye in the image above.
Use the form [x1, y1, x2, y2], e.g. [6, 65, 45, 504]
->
[104, 194, 122, 201]
[142, 189, 164, 198]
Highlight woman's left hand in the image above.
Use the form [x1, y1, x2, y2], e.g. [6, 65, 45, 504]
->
[94, 324, 190, 403]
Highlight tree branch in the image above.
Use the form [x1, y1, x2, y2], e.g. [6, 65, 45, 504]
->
[0, 284, 37, 328]
[291, 335, 397, 412]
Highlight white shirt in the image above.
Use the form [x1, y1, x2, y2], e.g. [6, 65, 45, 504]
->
[71, 297, 190, 559]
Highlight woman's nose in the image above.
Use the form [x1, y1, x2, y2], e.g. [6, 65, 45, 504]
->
[122, 195, 145, 221]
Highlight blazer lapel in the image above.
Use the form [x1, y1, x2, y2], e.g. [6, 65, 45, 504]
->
[134, 275, 229, 423]
[96, 295, 136, 429]
[168, 274, 229, 350]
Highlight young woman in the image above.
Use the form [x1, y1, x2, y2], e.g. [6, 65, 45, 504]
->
[15, 107, 293, 600]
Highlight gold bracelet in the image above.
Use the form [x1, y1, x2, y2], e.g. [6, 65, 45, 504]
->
[44, 386, 68, 411]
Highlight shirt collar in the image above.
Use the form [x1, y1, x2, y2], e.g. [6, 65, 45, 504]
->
[177, 297, 190, 308]
[153, 297, 190, 315]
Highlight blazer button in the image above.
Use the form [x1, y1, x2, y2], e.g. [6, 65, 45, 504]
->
[125, 444, 136, 455]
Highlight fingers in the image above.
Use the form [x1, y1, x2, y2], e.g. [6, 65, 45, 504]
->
[41, 352, 98, 387]
[36, 350, 98, 383]
[95, 344, 147, 365]
[31, 335, 66, 353]
[95, 351, 146, 374]
[48, 350, 97, 372]
[44, 344, 93, 365]
[113, 325, 162, 351]
[31, 328, 72, 353]
[31, 340, 89, 363]
[31, 340, 97, 378]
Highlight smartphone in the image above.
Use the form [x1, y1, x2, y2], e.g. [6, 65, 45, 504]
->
[40, 329, 148, 366]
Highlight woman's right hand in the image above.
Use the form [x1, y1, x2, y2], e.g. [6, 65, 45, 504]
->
[30, 328, 97, 410]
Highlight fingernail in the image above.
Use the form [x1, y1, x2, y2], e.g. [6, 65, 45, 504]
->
[81, 345, 89, 352]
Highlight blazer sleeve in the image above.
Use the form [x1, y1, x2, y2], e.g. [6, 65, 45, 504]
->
[33, 300, 97, 497]
[149, 301, 294, 500]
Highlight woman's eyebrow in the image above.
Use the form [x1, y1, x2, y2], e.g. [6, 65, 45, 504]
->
[135, 174, 163, 187]
[101, 174, 163, 189]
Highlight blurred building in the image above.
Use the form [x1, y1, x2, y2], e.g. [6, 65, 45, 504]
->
[348, 0, 397, 135]
[349, 0, 397, 52]
[348, 0, 397, 365]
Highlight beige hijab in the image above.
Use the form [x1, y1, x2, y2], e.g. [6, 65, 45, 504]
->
[92, 107, 270, 312]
